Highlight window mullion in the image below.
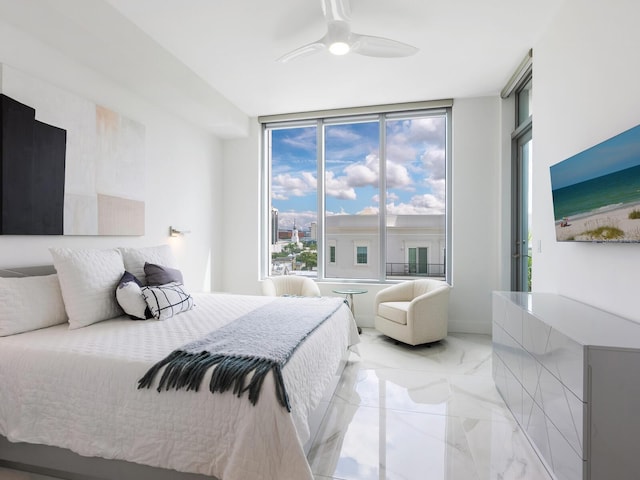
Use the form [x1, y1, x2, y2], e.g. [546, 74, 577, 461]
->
[378, 115, 387, 282]
[317, 119, 325, 280]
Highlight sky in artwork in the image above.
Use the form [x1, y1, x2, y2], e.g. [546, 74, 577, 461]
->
[270, 115, 447, 231]
[550, 123, 640, 190]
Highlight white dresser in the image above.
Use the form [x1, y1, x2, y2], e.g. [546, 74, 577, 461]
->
[492, 291, 640, 480]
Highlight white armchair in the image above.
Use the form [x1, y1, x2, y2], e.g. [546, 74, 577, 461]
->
[374, 279, 450, 346]
[261, 275, 321, 297]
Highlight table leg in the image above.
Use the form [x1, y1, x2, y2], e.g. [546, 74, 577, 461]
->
[346, 293, 362, 334]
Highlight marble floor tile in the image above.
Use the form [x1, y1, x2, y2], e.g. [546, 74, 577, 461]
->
[308, 329, 553, 480]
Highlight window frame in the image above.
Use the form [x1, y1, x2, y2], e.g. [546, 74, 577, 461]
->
[260, 103, 453, 284]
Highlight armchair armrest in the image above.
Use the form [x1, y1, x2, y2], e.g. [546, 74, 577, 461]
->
[375, 281, 415, 308]
[407, 284, 450, 327]
[261, 278, 277, 296]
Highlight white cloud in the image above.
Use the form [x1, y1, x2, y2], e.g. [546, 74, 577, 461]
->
[326, 128, 361, 142]
[386, 192, 400, 202]
[386, 160, 413, 189]
[407, 117, 446, 145]
[272, 172, 316, 200]
[281, 128, 316, 150]
[326, 171, 356, 200]
[421, 148, 446, 180]
[386, 192, 445, 215]
[277, 210, 317, 230]
[358, 206, 379, 215]
[344, 157, 378, 187]
[342, 154, 412, 190]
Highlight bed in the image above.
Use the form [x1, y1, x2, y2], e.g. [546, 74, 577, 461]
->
[0, 255, 359, 480]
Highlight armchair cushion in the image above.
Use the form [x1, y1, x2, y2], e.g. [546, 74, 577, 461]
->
[377, 301, 410, 325]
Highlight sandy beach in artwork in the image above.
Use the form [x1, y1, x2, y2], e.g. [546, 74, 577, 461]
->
[555, 202, 640, 241]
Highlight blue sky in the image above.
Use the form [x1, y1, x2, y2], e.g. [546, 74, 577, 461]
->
[270, 116, 446, 230]
[550, 123, 640, 190]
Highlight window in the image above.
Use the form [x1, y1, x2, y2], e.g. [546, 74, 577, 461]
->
[329, 242, 336, 264]
[355, 245, 368, 265]
[262, 103, 451, 282]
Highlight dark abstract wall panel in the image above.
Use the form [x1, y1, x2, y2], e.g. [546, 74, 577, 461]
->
[32, 121, 66, 234]
[0, 94, 66, 235]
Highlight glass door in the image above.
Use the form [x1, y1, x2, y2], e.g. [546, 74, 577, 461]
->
[513, 129, 532, 291]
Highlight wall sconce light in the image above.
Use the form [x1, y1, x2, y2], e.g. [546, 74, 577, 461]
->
[169, 226, 191, 237]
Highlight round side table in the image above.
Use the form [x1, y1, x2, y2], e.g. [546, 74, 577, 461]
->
[332, 288, 367, 334]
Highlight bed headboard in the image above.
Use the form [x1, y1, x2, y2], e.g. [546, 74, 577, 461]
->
[0, 266, 56, 278]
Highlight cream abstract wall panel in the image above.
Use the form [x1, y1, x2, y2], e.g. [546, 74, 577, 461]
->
[97, 194, 144, 236]
[0, 64, 145, 235]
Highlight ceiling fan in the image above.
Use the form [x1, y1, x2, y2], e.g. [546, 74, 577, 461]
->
[277, 0, 419, 63]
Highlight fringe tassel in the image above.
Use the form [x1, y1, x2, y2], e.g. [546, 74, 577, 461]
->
[138, 351, 292, 411]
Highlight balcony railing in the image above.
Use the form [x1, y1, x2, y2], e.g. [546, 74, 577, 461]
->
[386, 262, 445, 277]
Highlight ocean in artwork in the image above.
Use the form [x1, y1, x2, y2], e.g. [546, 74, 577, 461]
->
[551, 164, 640, 221]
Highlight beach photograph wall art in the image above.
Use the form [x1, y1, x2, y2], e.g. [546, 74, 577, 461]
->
[550, 123, 640, 242]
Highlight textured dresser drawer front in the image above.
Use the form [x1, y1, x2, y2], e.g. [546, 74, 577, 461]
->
[520, 346, 541, 399]
[492, 294, 507, 329]
[523, 311, 584, 401]
[541, 328, 584, 401]
[523, 394, 552, 471]
[502, 297, 523, 344]
[495, 325, 523, 380]
[536, 366, 584, 457]
[522, 311, 551, 356]
[492, 321, 508, 363]
[523, 387, 583, 480]
[545, 415, 585, 480]
[494, 352, 523, 424]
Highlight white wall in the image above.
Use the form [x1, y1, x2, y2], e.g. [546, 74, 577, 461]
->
[221, 98, 502, 333]
[0, 19, 224, 292]
[221, 119, 262, 294]
[532, 0, 640, 322]
[449, 97, 502, 333]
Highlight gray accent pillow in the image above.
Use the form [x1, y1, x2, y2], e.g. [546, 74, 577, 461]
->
[144, 262, 183, 286]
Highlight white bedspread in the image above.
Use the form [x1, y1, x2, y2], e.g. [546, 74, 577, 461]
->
[0, 293, 359, 480]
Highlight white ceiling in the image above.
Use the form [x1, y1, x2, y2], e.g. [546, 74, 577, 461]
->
[0, 0, 563, 136]
[103, 0, 561, 116]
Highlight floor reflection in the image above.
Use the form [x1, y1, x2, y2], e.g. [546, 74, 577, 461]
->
[308, 329, 553, 480]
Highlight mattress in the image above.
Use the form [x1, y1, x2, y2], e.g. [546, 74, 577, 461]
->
[0, 293, 359, 480]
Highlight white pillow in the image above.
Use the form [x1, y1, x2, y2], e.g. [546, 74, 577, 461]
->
[0, 274, 68, 336]
[141, 282, 194, 320]
[119, 245, 178, 285]
[50, 248, 125, 329]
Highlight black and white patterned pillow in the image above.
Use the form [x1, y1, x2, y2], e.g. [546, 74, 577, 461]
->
[141, 282, 194, 320]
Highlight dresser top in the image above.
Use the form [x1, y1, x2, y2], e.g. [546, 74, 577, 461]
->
[494, 291, 640, 349]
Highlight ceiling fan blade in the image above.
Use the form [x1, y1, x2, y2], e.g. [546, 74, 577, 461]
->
[321, 0, 351, 22]
[351, 34, 419, 58]
[277, 41, 326, 63]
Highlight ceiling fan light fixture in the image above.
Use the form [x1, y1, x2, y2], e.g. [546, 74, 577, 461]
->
[328, 41, 350, 56]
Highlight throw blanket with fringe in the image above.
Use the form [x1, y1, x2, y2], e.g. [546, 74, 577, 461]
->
[138, 296, 345, 411]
